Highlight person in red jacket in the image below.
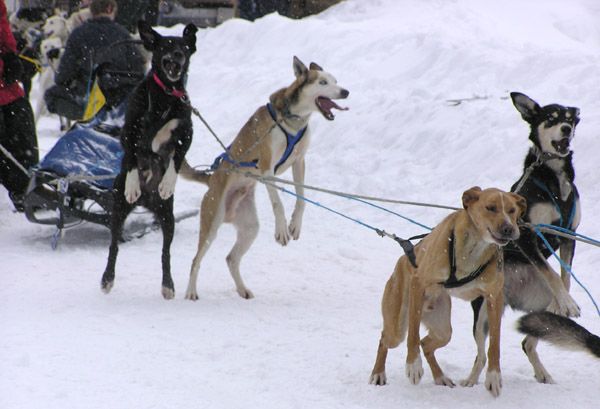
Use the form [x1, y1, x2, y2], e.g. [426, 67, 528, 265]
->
[0, 0, 38, 211]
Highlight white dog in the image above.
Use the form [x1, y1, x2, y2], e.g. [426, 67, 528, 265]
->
[42, 15, 70, 44]
[35, 36, 67, 127]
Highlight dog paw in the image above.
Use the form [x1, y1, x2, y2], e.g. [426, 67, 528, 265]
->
[460, 377, 478, 387]
[548, 293, 581, 317]
[236, 286, 254, 299]
[100, 270, 114, 293]
[161, 286, 175, 300]
[288, 210, 303, 240]
[435, 375, 455, 387]
[405, 356, 424, 385]
[124, 169, 141, 204]
[562, 293, 581, 317]
[158, 160, 177, 200]
[533, 367, 555, 384]
[369, 372, 387, 385]
[185, 288, 199, 301]
[275, 222, 290, 246]
[100, 278, 114, 294]
[484, 370, 502, 397]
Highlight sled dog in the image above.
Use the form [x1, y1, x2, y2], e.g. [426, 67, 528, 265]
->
[181, 56, 349, 300]
[369, 187, 526, 397]
[465, 93, 581, 386]
[100, 21, 197, 299]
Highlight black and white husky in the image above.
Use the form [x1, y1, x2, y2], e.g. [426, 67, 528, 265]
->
[464, 92, 584, 386]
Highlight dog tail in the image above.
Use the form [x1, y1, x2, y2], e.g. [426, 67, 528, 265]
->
[180, 159, 210, 185]
[518, 311, 600, 358]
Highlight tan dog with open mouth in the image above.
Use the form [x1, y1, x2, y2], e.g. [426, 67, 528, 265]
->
[182, 56, 349, 300]
[369, 187, 526, 397]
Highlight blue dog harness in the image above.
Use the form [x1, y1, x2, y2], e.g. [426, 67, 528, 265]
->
[211, 103, 308, 172]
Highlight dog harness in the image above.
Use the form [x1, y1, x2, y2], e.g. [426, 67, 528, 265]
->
[210, 103, 308, 172]
[441, 230, 492, 289]
[531, 177, 577, 229]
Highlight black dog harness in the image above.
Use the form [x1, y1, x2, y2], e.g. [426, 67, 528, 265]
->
[211, 103, 308, 172]
[441, 230, 492, 289]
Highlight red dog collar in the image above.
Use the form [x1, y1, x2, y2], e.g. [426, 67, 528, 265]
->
[152, 71, 187, 99]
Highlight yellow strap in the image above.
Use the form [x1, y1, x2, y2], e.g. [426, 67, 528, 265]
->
[18, 54, 43, 73]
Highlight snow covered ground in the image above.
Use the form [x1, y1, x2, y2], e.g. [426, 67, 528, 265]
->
[2, 0, 600, 408]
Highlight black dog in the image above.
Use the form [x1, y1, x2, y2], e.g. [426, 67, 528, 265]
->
[464, 92, 582, 386]
[101, 21, 197, 299]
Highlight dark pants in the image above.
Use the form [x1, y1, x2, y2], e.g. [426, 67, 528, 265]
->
[44, 84, 86, 121]
[0, 97, 38, 204]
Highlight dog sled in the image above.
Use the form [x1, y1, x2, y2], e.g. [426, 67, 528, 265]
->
[23, 103, 125, 232]
[23, 101, 198, 247]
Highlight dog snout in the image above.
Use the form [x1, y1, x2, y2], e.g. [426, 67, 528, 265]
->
[499, 222, 516, 239]
[561, 124, 572, 136]
[340, 89, 349, 99]
[47, 48, 60, 60]
[172, 50, 185, 61]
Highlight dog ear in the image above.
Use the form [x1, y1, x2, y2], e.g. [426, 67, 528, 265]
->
[309, 62, 323, 71]
[183, 23, 198, 54]
[569, 107, 580, 122]
[293, 56, 308, 78]
[509, 193, 528, 219]
[138, 20, 161, 51]
[511, 92, 541, 123]
[462, 186, 482, 209]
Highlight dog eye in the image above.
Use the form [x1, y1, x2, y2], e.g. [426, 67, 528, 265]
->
[319, 80, 328, 85]
[486, 205, 497, 213]
[508, 208, 516, 214]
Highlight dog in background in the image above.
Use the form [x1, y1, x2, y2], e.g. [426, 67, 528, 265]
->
[181, 56, 349, 301]
[41, 14, 69, 44]
[369, 187, 526, 397]
[34, 36, 64, 122]
[464, 92, 582, 387]
[100, 21, 197, 299]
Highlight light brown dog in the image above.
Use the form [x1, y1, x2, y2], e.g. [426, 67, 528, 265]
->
[369, 187, 526, 397]
[182, 56, 349, 300]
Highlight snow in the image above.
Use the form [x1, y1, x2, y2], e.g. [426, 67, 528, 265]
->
[2, 0, 600, 407]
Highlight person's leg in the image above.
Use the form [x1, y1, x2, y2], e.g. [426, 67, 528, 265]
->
[0, 98, 38, 209]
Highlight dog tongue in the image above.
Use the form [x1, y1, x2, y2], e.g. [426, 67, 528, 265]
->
[317, 96, 349, 112]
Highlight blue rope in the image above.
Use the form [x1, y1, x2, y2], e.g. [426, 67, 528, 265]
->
[533, 226, 600, 317]
[276, 185, 390, 235]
